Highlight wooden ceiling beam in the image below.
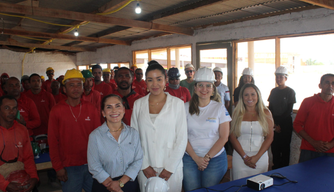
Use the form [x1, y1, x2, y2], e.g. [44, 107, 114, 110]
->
[3, 29, 130, 45]
[0, 2, 194, 36]
[0, 40, 93, 52]
[299, 0, 334, 10]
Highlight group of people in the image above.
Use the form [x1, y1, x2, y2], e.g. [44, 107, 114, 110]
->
[0, 60, 333, 192]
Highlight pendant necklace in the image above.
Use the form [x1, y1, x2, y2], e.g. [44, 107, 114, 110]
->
[69, 103, 82, 122]
[109, 124, 123, 132]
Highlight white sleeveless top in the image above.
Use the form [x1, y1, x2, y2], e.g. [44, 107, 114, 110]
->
[237, 121, 264, 152]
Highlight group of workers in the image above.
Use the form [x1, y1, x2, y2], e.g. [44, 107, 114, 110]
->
[0, 60, 333, 192]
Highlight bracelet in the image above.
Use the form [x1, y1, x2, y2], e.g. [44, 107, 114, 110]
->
[204, 154, 211, 160]
[242, 154, 248, 159]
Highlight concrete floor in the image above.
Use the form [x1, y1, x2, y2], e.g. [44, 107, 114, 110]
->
[36, 170, 62, 192]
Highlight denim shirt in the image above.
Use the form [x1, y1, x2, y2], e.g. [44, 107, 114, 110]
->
[87, 122, 143, 183]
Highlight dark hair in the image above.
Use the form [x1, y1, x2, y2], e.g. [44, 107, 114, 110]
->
[29, 73, 41, 82]
[135, 68, 142, 73]
[115, 67, 133, 78]
[145, 63, 166, 78]
[101, 94, 124, 111]
[0, 95, 17, 107]
[147, 60, 160, 66]
[92, 65, 102, 72]
[237, 75, 255, 88]
[320, 73, 334, 84]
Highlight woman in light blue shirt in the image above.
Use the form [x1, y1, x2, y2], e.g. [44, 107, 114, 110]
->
[88, 94, 143, 192]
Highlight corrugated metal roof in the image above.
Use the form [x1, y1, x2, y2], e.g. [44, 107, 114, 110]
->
[0, 0, 319, 52]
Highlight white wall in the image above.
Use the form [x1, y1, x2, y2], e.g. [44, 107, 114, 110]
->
[0, 49, 76, 79]
[77, 7, 334, 67]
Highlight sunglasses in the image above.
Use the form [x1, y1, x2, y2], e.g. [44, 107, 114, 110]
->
[169, 78, 179, 81]
[136, 73, 143, 75]
[185, 70, 194, 73]
[48, 73, 54, 75]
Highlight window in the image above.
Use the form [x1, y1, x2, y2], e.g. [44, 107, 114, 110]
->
[133, 45, 192, 80]
[280, 34, 334, 109]
[237, 40, 276, 106]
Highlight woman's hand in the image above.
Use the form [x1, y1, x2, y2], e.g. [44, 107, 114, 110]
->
[106, 180, 123, 192]
[243, 156, 256, 168]
[194, 156, 209, 171]
[102, 177, 113, 188]
[143, 166, 157, 179]
[158, 169, 172, 181]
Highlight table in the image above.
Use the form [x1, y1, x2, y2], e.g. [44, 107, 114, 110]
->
[34, 153, 52, 171]
[192, 156, 334, 192]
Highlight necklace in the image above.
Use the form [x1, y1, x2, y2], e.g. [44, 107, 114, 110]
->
[69, 103, 82, 122]
[109, 124, 123, 132]
[149, 95, 166, 106]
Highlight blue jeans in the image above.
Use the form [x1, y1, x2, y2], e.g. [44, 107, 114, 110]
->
[299, 150, 334, 163]
[183, 150, 228, 192]
[60, 164, 93, 192]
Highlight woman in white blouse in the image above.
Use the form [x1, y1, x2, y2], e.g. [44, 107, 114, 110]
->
[183, 67, 231, 191]
[131, 63, 187, 192]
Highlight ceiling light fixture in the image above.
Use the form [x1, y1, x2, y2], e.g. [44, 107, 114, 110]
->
[74, 29, 79, 37]
[135, 2, 141, 14]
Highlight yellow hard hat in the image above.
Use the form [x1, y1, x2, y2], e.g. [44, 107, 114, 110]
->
[46, 67, 54, 72]
[41, 76, 45, 80]
[62, 68, 85, 85]
[102, 68, 111, 73]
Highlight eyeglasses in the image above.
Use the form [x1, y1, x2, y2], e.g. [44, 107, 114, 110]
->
[169, 78, 179, 81]
[196, 83, 213, 89]
[185, 70, 194, 73]
[136, 73, 143, 75]
[0, 129, 19, 163]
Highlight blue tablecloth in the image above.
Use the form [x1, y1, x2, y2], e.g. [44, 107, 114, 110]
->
[34, 152, 51, 164]
[192, 156, 334, 192]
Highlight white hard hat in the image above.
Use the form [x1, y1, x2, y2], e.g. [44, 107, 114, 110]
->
[184, 63, 194, 70]
[194, 67, 215, 82]
[145, 177, 169, 192]
[275, 66, 288, 76]
[242, 68, 253, 76]
[213, 67, 223, 73]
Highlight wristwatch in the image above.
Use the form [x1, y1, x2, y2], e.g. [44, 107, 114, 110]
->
[119, 180, 124, 188]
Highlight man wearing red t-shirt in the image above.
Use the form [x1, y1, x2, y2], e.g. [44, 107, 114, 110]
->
[113, 67, 142, 125]
[48, 69, 100, 192]
[294, 74, 334, 162]
[132, 68, 147, 96]
[165, 68, 191, 103]
[25, 74, 56, 136]
[51, 81, 67, 103]
[0, 95, 39, 192]
[42, 67, 56, 93]
[81, 70, 101, 112]
[102, 68, 117, 90]
[4, 77, 40, 138]
[92, 65, 113, 99]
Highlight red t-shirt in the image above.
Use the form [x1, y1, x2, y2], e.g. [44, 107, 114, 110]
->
[82, 89, 101, 113]
[25, 90, 56, 135]
[42, 79, 55, 93]
[17, 94, 41, 137]
[48, 100, 101, 171]
[0, 121, 39, 191]
[132, 79, 147, 96]
[294, 94, 334, 153]
[53, 93, 67, 104]
[165, 86, 191, 103]
[113, 90, 142, 125]
[93, 82, 113, 99]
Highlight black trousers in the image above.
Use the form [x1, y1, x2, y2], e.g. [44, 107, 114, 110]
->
[92, 176, 139, 192]
[271, 117, 293, 169]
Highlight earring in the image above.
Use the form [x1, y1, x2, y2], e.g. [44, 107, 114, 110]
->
[212, 93, 214, 96]
[164, 86, 166, 91]
[147, 88, 149, 92]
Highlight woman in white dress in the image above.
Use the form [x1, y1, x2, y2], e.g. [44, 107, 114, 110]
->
[131, 63, 187, 192]
[230, 84, 274, 180]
